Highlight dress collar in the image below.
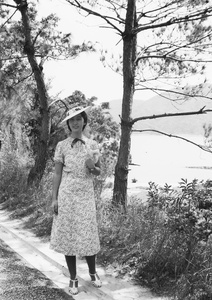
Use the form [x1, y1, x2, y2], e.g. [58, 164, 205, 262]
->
[70, 137, 85, 148]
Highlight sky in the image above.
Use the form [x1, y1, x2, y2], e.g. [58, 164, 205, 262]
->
[38, 0, 124, 102]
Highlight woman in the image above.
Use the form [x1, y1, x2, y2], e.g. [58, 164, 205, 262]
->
[50, 106, 102, 295]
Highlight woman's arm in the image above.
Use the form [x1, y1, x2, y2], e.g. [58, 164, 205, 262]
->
[52, 162, 63, 214]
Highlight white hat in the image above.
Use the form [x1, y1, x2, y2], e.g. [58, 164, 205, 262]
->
[61, 106, 91, 123]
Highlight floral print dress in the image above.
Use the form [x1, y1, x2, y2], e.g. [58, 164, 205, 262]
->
[50, 136, 100, 256]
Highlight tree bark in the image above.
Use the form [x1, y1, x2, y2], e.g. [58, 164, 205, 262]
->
[15, 0, 50, 185]
[112, 0, 137, 208]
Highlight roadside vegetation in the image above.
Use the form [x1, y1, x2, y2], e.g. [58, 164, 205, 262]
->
[1, 130, 212, 300]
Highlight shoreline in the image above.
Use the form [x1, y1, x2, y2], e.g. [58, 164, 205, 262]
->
[186, 166, 212, 170]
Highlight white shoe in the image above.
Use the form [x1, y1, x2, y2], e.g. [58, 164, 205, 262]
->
[69, 278, 79, 295]
[89, 273, 102, 288]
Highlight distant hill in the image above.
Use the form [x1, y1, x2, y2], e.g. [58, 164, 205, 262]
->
[108, 89, 212, 135]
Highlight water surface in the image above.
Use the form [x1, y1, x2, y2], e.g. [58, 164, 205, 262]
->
[128, 133, 212, 188]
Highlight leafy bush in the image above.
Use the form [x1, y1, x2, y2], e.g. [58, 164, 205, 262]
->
[97, 179, 212, 299]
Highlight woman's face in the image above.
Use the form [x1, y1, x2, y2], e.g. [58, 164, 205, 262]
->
[68, 113, 85, 133]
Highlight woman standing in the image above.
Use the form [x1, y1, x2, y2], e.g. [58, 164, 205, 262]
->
[50, 106, 102, 295]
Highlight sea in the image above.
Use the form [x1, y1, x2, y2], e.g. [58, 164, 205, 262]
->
[128, 133, 212, 188]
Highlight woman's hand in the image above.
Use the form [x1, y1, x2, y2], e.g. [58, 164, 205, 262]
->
[52, 199, 58, 215]
[85, 158, 95, 170]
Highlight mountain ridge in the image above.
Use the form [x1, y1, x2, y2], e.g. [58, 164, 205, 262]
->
[108, 93, 212, 135]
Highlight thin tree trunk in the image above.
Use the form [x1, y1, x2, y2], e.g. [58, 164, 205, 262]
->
[15, 0, 50, 185]
[113, 0, 137, 208]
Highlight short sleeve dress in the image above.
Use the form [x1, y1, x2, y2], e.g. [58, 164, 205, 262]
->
[50, 136, 101, 256]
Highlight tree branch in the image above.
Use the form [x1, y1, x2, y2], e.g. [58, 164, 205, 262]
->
[136, 71, 197, 84]
[135, 86, 212, 102]
[137, 1, 177, 18]
[13, 71, 33, 86]
[0, 3, 17, 9]
[165, 31, 212, 57]
[0, 8, 19, 28]
[132, 129, 212, 154]
[105, 0, 126, 23]
[66, 0, 123, 35]
[131, 107, 212, 125]
[135, 54, 212, 66]
[138, 29, 212, 59]
[134, 8, 212, 34]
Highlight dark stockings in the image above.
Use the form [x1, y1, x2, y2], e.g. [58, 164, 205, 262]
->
[85, 255, 96, 275]
[65, 255, 96, 279]
[65, 255, 76, 280]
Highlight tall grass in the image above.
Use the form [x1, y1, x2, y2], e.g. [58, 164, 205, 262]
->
[0, 130, 54, 237]
[0, 130, 30, 208]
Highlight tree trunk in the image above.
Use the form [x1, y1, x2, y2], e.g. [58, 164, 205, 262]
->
[113, 0, 137, 208]
[15, 0, 50, 185]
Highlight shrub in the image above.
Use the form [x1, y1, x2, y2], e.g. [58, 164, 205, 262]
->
[97, 179, 212, 299]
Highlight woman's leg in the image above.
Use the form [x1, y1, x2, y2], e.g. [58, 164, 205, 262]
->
[85, 255, 96, 274]
[65, 255, 77, 280]
[85, 255, 102, 287]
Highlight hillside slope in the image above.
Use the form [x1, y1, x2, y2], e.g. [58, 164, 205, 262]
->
[108, 92, 212, 135]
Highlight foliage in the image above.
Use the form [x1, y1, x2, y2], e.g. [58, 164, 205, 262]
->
[20, 162, 55, 237]
[203, 123, 212, 150]
[0, 2, 94, 85]
[97, 179, 212, 299]
[1, 162, 54, 237]
[0, 128, 31, 206]
[0, 127, 54, 236]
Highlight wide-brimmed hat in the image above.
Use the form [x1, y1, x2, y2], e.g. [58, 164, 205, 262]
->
[61, 106, 91, 123]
